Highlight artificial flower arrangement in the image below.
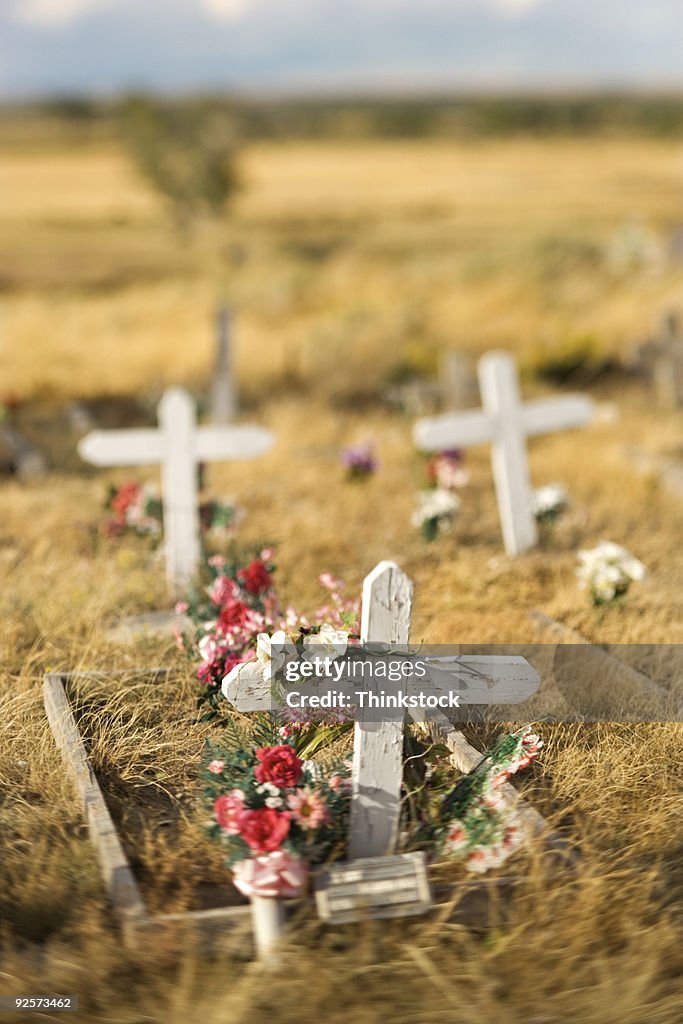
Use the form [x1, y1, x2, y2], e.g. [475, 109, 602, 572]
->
[577, 540, 646, 605]
[101, 480, 241, 544]
[101, 480, 162, 538]
[180, 550, 360, 716]
[203, 721, 542, 900]
[341, 441, 378, 481]
[203, 722, 352, 900]
[416, 727, 543, 873]
[531, 482, 569, 526]
[412, 488, 460, 541]
[426, 449, 469, 492]
[413, 449, 468, 541]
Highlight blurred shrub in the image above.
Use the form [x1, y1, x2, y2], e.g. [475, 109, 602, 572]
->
[530, 334, 604, 385]
[535, 234, 604, 280]
[118, 95, 241, 232]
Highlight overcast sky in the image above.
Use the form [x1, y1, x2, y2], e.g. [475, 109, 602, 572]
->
[1, 0, 682, 98]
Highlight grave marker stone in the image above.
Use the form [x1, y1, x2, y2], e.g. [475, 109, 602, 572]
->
[414, 352, 595, 557]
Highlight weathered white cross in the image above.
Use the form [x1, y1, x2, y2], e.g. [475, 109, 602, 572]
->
[78, 387, 273, 592]
[224, 560, 539, 861]
[414, 351, 595, 557]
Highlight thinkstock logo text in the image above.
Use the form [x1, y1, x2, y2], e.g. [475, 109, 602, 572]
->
[284, 690, 461, 709]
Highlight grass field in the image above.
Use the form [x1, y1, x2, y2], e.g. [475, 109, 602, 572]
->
[0, 132, 682, 1023]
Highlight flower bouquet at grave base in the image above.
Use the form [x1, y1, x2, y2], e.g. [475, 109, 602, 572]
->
[101, 480, 243, 545]
[425, 449, 469, 492]
[341, 441, 378, 481]
[181, 548, 361, 725]
[203, 725, 543, 899]
[413, 448, 468, 541]
[408, 727, 543, 874]
[412, 488, 460, 541]
[531, 482, 569, 527]
[202, 723, 352, 901]
[178, 545, 280, 714]
[101, 480, 163, 538]
[199, 496, 244, 548]
[576, 541, 646, 606]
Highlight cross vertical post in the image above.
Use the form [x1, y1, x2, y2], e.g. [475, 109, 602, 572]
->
[210, 306, 237, 424]
[348, 561, 413, 860]
[158, 389, 201, 593]
[479, 352, 537, 557]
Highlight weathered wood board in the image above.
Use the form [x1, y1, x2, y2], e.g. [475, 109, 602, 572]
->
[43, 672, 253, 948]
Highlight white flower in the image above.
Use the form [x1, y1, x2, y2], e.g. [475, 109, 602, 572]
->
[531, 482, 568, 517]
[255, 630, 289, 682]
[257, 782, 283, 808]
[577, 541, 646, 603]
[302, 760, 324, 782]
[412, 488, 460, 528]
[302, 623, 348, 665]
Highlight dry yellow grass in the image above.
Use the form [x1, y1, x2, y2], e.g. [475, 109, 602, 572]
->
[0, 133, 682, 1022]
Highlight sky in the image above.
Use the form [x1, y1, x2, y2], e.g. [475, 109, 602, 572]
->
[1, 0, 682, 98]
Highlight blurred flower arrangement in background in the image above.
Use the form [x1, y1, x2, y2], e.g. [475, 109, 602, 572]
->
[101, 479, 242, 545]
[577, 541, 646, 605]
[341, 441, 378, 480]
[413, 449, 468, 541]
[531, 482, 569, 526]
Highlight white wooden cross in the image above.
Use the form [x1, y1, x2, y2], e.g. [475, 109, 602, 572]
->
[224, 560, 539, 861]
[414, 351, 595, 557]
[78, 387, 273, 592]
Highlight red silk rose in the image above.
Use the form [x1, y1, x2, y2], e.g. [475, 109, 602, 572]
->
[238, 807, 291, 852]
[254, 745, 303, 788]
[237, 558, 273, 595]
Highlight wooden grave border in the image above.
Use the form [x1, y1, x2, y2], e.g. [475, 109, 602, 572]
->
[43, 669, 253, 948]
[44, 653, 571, 953]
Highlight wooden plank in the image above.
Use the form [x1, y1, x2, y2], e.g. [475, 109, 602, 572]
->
[195, 425, 273, 462]
[422, 655, 539, 704]
[77, 429, 163, 466]
[479, 351, 538, 558]
[315, 852, 431, 924]
[225, 654, 539, 712]
[529, 611, 676, 714]
[43, 673, 147, 922]
[413, 407, 494, 451]
[210, 306, 237, 424]
[43, 672, 253, 944]
[348, 561, 413, 860]
[158, 388, 201, 591]
[520, 395, 595, 436]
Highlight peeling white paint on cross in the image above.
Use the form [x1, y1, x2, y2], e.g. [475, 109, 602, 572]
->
[224, 560, 539, 862]
[414, 352, 595, 557]
[78, 387, 273, 592]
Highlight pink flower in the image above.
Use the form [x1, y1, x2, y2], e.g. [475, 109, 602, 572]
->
[208, 760, 225, 774]
[208, 554, 226, 569]
[174, 600, 189, 615]
[214, 790, 246, 835]
[232, 850, 308, 900]
[319, 573, 343, 592]
[208, 575, 239, 607]
[260, 547, 275, 562]
[286, 787, 329, 830]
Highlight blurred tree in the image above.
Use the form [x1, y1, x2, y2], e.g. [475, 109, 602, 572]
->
[118, 96, 241, 233]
